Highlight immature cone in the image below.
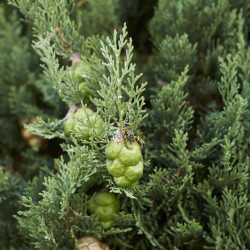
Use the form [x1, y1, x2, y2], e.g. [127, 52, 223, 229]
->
[71, 61, 93, 102]
[75, 237, 109, 250]
[88, 192, 120, 229]
[72, 61, 91, 82]
[105, 142, 143, 187]
[64, 108, 103, 140]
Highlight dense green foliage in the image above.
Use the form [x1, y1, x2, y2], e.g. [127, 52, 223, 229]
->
[0, 0, 250, 249]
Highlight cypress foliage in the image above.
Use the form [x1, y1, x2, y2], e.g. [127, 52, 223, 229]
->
[0, 0, 249, 249]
